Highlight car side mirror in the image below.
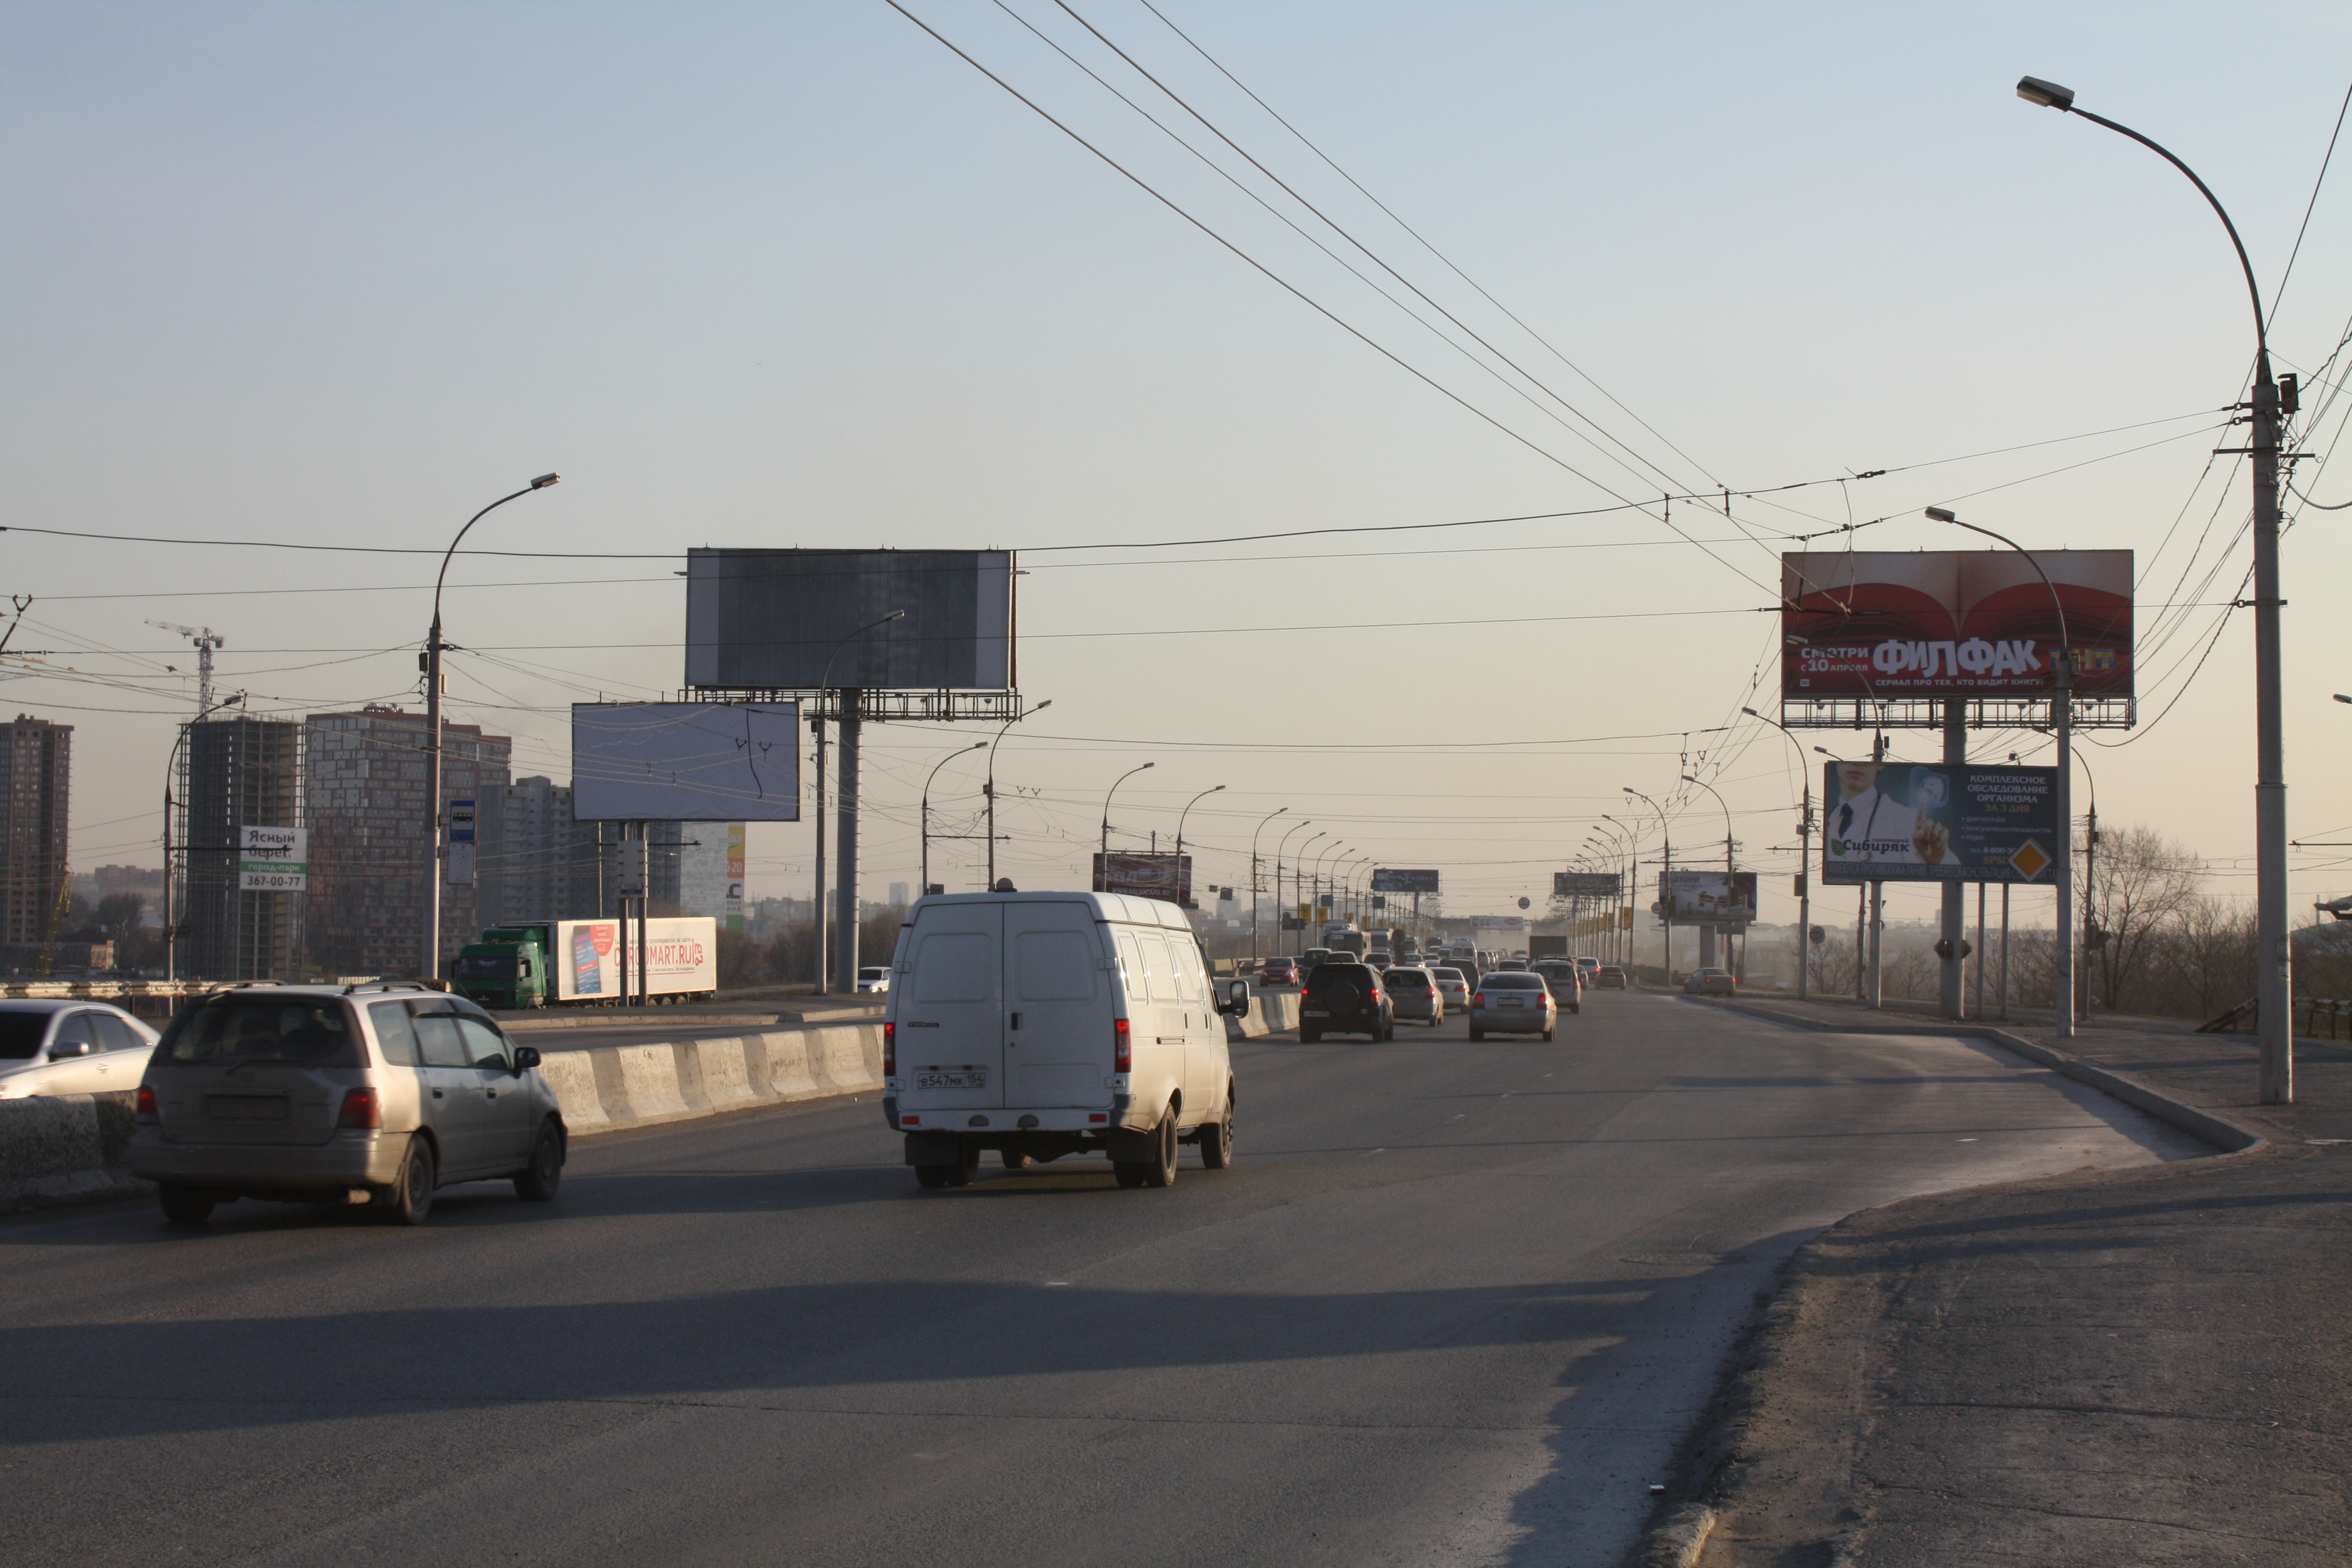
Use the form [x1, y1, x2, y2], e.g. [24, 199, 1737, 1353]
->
[512, 1046, 541, 1074]
[50, 1041, 92, 1059]
[1219, 978, 1251, 1016]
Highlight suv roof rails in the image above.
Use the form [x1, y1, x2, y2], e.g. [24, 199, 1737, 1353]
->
[342, 979, 438, 996]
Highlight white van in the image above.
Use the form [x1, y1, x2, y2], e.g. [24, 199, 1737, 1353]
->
[884, 889, 1251, 1190]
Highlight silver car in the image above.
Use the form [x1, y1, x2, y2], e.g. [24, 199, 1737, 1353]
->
[129, 982, 567, 1226]
[1382, 967, 1444, 1025]
[0, 1000, 161, 1099]
[1429, 967, 1472, 1012]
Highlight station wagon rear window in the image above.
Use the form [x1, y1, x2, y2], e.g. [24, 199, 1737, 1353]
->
[1482, 974, 1544, 990]
[161, 1000, 364, 1068]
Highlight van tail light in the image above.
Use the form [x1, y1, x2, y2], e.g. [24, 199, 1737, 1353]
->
[1113, 1016, 1131, 1073]
[135, 1085, 158, 1124]
[883, 1021, 896, 1076]
[336, 1088, 382, 1130]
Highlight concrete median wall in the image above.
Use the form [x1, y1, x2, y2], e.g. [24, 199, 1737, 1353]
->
[1227, 993, 1299, 1040]
[1, 1092, 145, 1212]
[533, 1025, 885, 1134]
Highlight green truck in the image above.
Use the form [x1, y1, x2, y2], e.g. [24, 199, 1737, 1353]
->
[451, 916, 721, 1010]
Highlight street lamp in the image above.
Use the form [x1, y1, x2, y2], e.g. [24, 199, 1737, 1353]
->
[1921, 504, 2076, 1028]
[1745, 706, 1816, 1001]
[1249, 807, 1288, 959]
[984, 700, 1051, 890]
[422, 473, 559, 980]
[1681, 773, 1739, 979]
[1276, 819, 1315, 941]
[1174, 783, 1226, 907]
[162, 691, 247, 983]
[921, 741, 986, 897]
[1624, 787, 1671, 977]
[1101, 762, 1155, 855]
[2015, 73, 2289, 1097]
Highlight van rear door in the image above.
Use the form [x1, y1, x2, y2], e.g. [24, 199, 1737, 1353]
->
[898, 901, 1004, 1111]
[1004, 901, 1109, 1108]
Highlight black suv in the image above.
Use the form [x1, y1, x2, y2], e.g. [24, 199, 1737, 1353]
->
[1300, 962, 1392, 1042]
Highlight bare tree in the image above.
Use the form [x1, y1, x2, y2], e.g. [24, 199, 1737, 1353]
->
[2085, 825, 2203, 1012]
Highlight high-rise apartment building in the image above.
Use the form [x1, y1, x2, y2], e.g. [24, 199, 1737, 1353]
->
[0, 716, 71, 948]
[486, 776, 614, 924]
[304, 706, 510, 978]
[181, 716, 303, 981]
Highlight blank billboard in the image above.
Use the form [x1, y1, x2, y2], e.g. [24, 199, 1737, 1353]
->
[685, 549, 1014, 691]
[572, 703, 801, 822]
[1371, 868, 1440, 893]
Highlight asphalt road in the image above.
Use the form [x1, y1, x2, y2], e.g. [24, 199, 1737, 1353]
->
[3, 991, 2207, 1567]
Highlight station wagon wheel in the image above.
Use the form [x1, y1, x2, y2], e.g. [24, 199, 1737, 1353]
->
[382, 1137, 436, 1225]
[514, 1120, 564, 1202]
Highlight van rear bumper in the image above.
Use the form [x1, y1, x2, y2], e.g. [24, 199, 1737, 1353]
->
[127, 1129, 411, 1191]
[890, 1105, 1117, 1134]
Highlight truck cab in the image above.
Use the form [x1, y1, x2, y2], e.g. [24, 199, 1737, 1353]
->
[453, 924, 555, 1010]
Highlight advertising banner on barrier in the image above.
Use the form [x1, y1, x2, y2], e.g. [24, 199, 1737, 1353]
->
[1660, 870, 1757, 923]
[1553, 871, 1622, 898]
[1821, 760, 2060, 884]
[1782, 551, 2132, 700]
[1093, 852, 1192, 906]
[1371, 868, 1441, 893]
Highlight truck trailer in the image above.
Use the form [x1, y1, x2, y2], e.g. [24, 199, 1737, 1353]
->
[453, 917, 720, 1010]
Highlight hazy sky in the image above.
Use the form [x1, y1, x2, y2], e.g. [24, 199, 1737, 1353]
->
[6, 2, 2351, 935]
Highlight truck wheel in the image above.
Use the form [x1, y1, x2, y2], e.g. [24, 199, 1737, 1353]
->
[157, 1185, 215, 1225]
[946, 1143, 981, 1188]
[1199, 1086, 1235, 1169]
[1143, 1112, 1179, 1189]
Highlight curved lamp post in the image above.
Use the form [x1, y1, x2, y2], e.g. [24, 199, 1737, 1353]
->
[1623, 787, 1670, 977]
[1744, 706, 1816, 1000]
[423, 473, 558, 980]
[984, 699, 1051, 890]
[1174, 784, 1225, 907]
[1275, 819, 1315, 943]
[920, 741, 986, 896]
[1101, 762, 1156, 855]
[1249, 807, 1288, 959]
[2015, 73, 2287, 1095]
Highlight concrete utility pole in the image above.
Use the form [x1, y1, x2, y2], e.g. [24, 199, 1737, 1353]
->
[1624, 787, 1669, 978]
[423, 475, 559, 981]
[1682, 774, 1734, 973]
[984, 700, 1050, 890]
[920, 741, 985, 897]
[1940, 698, 1968, 1019]
[2016, 73, 2286, 1092]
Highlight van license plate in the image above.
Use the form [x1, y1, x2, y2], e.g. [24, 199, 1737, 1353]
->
[914, 1070, 986, 1090]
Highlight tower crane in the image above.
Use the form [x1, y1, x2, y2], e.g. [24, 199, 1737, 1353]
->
[147, 622, 225, 714]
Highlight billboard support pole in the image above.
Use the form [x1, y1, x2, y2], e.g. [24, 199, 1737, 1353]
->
[834, 689, 861, 995]
[812, 715, 826, 995]
[1940, 699, 1968, 1020]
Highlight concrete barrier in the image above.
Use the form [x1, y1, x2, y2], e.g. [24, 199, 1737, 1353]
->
[1, 1092, 145, 1213]
[1226, 993, 1299, 1040]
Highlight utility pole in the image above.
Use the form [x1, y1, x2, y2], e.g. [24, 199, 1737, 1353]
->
[834, 688, 861, 994]
[812, 713, 826, 994]
[1868, 730, 1883, 1010]
[1939, 698, 1968, 1019]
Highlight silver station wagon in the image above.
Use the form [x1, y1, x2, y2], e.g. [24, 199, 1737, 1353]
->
[128, 982, 566, 1226]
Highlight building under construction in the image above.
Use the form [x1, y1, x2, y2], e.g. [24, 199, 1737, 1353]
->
[178, 715, 303, 981]
[0, 715, 72, 967]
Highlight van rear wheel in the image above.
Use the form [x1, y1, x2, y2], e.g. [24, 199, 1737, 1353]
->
[945, 1143, 981, 1188]
[1143, 1112, 1179, 1189]
[1001, 1150, 1034, 1171]
[914, 1164, 952, 1189]
[1199, 1087, 1235, 1170]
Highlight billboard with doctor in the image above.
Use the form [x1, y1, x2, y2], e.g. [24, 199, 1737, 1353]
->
[1822, 761, 2061, 884]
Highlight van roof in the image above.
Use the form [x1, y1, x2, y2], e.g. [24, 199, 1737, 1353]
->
[906, 889, 1195, 930]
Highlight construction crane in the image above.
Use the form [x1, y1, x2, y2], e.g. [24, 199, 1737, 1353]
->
[147, 621, 226, 714]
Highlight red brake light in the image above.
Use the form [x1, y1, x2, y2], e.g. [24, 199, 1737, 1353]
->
[135, 1085, 158, 1123]
[1113, 1016, 1131, 1073]
[883, 1021, 896, 1076]
[336, 1088, 381, 1130]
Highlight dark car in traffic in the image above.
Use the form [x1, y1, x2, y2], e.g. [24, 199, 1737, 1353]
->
[1682, 967, 1738, 996]
[1300, 962, 1392, 1043]
[1595, 965, 1629, 990]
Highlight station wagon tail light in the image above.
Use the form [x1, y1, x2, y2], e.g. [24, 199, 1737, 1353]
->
[336, 1088, 382, 1130]
[1113, 1016, 1131, 1072]
[883, 1022, 896, 1076]
[135, 1085, 158, 1123]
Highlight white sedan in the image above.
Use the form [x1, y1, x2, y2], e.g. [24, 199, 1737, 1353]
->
[0, 1000, 161, 1098]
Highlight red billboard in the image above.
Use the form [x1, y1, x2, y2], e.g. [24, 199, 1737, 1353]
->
[1782, 551, 2132, 699]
